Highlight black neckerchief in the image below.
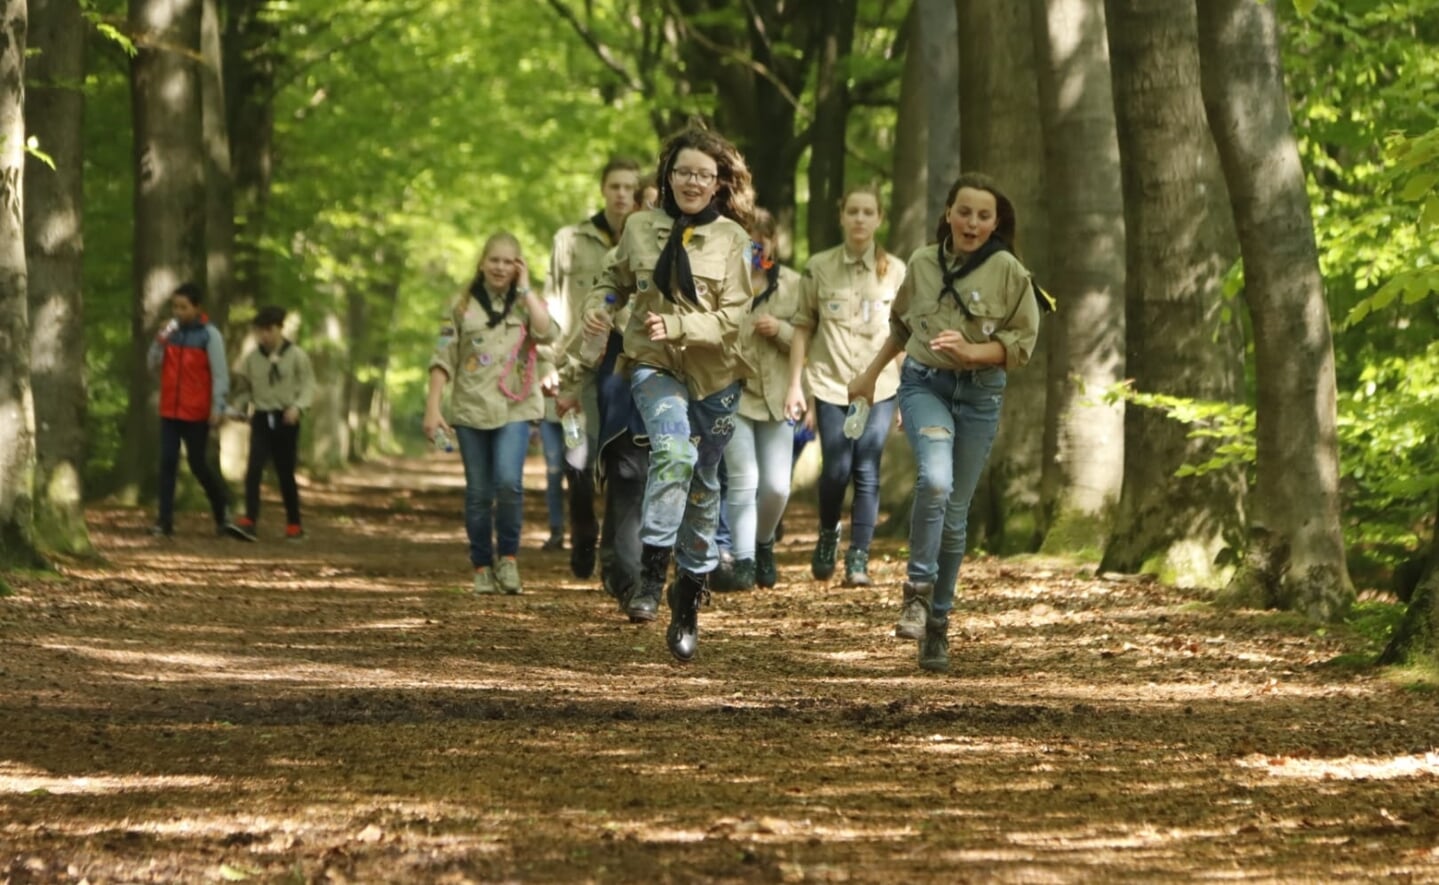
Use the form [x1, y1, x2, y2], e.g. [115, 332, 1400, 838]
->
[938, 235, 1011, 317]
[259, 340, 292, 385]
[654, 204, 722, 305]
[751, 264, 781, 310]
[590, 211, 616, 247]
[469, 279, 517, 328]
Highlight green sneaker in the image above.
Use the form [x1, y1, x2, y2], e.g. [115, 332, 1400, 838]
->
[473, 567, 498, 595]
[811, 527, 840, 580]
[495, 556, 522, 595]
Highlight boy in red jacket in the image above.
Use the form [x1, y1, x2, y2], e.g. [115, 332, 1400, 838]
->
[146, 283, 234, 538]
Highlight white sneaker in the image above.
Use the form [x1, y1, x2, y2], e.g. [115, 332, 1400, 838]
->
[495, 557, 522, 595]
[473, 567, 498, 595]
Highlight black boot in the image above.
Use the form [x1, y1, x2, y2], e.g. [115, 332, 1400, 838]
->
[627, 544, 670, 623]
[665, 570, 709, 662]
[755, 541, 777, 588]
[712, 558, 755, 593]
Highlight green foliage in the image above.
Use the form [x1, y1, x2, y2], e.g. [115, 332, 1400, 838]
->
[1101, 382, 1256, 479]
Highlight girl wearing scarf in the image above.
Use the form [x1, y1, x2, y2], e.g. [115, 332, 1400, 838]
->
[425, 233, 554, 596]
[579, 127, 756, 662]
[847, 174, 1042, 673]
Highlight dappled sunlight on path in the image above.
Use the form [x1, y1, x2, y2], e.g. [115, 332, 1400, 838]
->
[2, 451, 1437, 882]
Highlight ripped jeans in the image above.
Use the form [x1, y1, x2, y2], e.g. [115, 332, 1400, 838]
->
[897, 356, 1006, 617]
[630, 366, 741, 576]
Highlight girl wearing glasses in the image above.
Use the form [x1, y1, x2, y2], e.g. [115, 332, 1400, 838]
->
[847, 174, 1041, 673]
[783, 185, 907, 590]
[580, 127, 756, 662]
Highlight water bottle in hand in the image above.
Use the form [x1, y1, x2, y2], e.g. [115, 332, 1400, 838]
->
[843, 397, 870, 440]
[432, 427, 455, 453]
[562, 411, 585, 449]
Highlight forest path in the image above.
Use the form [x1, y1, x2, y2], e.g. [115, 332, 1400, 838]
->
[2, 452, 1437, 883]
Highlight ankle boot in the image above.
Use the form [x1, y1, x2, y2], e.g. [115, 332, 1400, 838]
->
[666, 570, 709, 662]
[628, 544, 670, 623]
[714, 558, 755, 593]
[755, 541, 777, 588]
[919, 613, 950, 672]
[811, 526, 840, 580]
[895, 580, 932, 640]
[710, 550, 737, 591]
[842, 547, 871, 587]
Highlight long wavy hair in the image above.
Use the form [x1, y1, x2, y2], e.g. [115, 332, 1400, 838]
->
[934, 173, 1018, 252]
[656, 125, 756, 229]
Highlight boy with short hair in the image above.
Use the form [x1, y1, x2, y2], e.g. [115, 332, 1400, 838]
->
[225, 306, 315, 542]
[147, 282, 233, 538]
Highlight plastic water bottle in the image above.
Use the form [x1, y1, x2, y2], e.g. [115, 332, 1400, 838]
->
[843, 397, 870, 440]
[579, 293, 619, 366]
[432, 427, 455, 453]
[562, 411, 586, 449]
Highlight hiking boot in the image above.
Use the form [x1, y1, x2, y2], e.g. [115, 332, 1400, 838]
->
[919, 614, 950, 673]
[811, 527, 840, 580]
[542, 532, 564, 552]
[571, 535, 597, 579]
[473, 567, 498, 595]
[495, 556, 522, 595]
[665, 570, 709, 663]
[713, 558, 755, 593]
[285, 524, 305, 542]
[895, 580, 932, 640]
[627, 544, 670, 623]
[842, 547, 871, 587]
[710, 551, 738, 592]
[225, 517, 258, 543]
[755, 542, 778, 589]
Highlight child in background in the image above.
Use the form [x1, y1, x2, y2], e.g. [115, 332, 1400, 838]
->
[225, 306, 316, 542]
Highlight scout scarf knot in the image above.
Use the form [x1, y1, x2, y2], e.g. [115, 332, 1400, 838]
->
[751, 262, 781, 310]
[259, 340, 292, 385]
[654, 203, 721, 305]
[590, 211, 617, 247]
[469, 279, 518, 328]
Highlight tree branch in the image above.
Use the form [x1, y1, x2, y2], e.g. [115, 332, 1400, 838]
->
[663, 0, 810, 120]
[543, 0, 646, 94]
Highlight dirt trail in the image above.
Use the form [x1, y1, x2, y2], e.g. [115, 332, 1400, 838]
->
[2, 453, 1437, 883]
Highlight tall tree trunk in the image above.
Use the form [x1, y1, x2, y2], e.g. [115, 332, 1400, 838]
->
[920, 0, 960, 229]
[806, 0, 858, 254]
[0, 0, 42, 578]
[1030, 0, 1126, 557]
[1379, 495, 1439, 665]
[957, 0, 1051, 554]
[1196, 0, 1352, 620]
[1100, 0, 1245, 587]
[119, 0, 206, 503]
[24, 0, 92, 556]
[308, 301, 349, 481]
[887, 4, 929, 260]
[224, 0, 275, 314]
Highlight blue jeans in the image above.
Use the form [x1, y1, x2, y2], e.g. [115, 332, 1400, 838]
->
[630, 367, 740, 575]
[455, 422, 531, 567]
[536, 419, 566, 534]
[723, 415, 795, 558]
[814, 396, 897, 552]
[897, 357, 1006, 617]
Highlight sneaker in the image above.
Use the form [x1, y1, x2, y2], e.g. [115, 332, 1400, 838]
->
[285, 524, 305, 542]
[473, 567, 498, 595]
[811, 527, 840, 580]
[148, 523, 173, 539]
[541, 532, 565, 552]
[225, 517, 258, 543]
[495, 556, 522, 595]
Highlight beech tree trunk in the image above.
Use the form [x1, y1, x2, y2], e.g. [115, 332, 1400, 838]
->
[1030, 0, 1126, 557]
[1379, 495, 1439, 665]
[224, 0, 276, 313]
[957, 0, 1051, 554]
[1197, 0, 1353, 620]
[806, 0, 858, 254]
[887, 4, 929, 260]
[24, 0, 92, 555]
[1100, 0, 1246, 587]
[0, 0, 42, 578]
[119, 0, 206, 503]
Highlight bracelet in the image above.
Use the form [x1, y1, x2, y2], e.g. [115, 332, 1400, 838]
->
[516, 286, 532, 296]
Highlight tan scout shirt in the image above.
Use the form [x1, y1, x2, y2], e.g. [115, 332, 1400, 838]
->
[737, 265, 803, 422]
[890, 244, 1041, 371]
[540, 217, 618, 421]
[584, 208, 754, 400]
[794, 243, 907, 405]
[429, 291, 556, 430]
[230, 342, 315, 414]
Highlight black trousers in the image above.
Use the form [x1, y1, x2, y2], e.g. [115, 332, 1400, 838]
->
[158, 418, 230, 531]
[598, 436, 649, 601]
[245, 411, 302, 526]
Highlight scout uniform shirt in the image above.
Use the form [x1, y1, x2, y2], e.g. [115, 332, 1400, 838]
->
[541, 216, 619, 421]
[583, 208, 754, 400]
[230, 341, 316, 414]
[737, 264, 804, 422]
[794, 242, 907, 405]
[889, 243, 1041, 371]
[429, 288, 556, 430]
